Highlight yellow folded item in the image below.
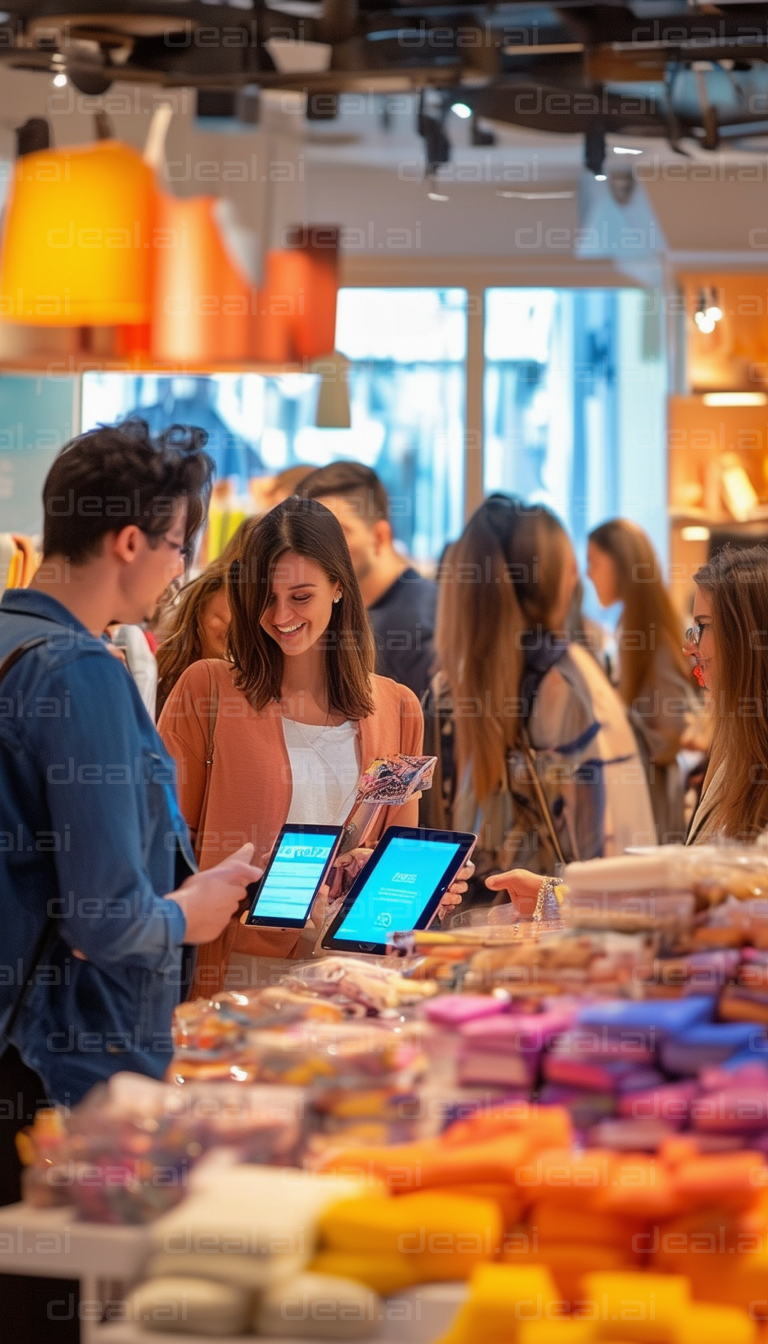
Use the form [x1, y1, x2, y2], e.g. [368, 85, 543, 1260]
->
[673, 1303, 756, 1344]
[581, 1271, 690, 1343]
[320, 1190, 502, 1256]
[309, 1251, 421, 1297]
[437, 1264, 558, 1344]
[518, 1322, 597, 1344]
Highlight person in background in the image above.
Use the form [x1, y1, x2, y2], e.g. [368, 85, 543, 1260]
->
[159, 497, 431, 995]
[302, 461, 437, 701]
[108, 622, 159, 718]
[587, 518, 699, 843]
[250, 463, 315, 515]
[155, 564, 230, 718]
[684, 544, 768, 843]
[422, 494, 655, 904]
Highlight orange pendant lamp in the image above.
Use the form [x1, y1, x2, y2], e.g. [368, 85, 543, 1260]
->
[252, 226, 340, 363]
[151, 193, 252, 365]
[0, 141, 156, 325]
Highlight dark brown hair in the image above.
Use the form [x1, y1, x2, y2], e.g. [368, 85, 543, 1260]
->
[694, 544, 768, 840]
[588, 518, 689, 704]
[301, 460, 389, 526]
[155, 564, 228, 718]
[436, 494, 571, 806]
[42, 420, 213, 563]
[228, 496, 375, 716]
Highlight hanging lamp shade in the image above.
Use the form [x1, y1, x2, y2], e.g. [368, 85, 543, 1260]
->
[151, 193, 251, 366]
[251, 226, 340, 363]
[0, 141, 156, 326]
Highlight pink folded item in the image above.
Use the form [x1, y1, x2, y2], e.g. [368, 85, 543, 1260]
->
[691, 1086, 768, 1133]
[699, 1061, 768, 1092]
[457, 1049, 535, 1088]
[425, 995, 507, 1027]
[617, 1080, 698, 1126]
[461, 1006, 577, 1053]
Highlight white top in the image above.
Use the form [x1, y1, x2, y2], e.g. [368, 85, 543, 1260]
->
[282, 718, 361, 825]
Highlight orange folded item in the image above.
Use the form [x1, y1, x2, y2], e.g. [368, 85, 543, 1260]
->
[515, 1148, 617, 1208]
[431, 1182, 525, 1227]
[672, 1151, 767, 1207]
[593, 1155, 685, 1219]
[443, 1104, 572, 1151]
[502, 1240, 635, 1300]
[321, 1131, 533, 1193]
[528, 1203, 647, 1252]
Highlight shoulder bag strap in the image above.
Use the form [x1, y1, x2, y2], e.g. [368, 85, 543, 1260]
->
[193, 662, 220, 864]
[1, 634, 60, 1041]
[519, 726, 568, 869]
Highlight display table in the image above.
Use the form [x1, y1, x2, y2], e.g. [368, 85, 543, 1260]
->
[0, 1203, 465, 1344]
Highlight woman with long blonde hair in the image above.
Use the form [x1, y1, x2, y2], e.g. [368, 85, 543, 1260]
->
[685, 544, 768, 842]
[423, 495, 654, 905]
[587, 518, 698, 842]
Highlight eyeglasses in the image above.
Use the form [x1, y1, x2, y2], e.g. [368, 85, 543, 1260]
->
[684, 622, 706, 647]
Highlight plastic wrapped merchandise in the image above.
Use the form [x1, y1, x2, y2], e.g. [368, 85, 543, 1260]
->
[281, 957, 438, 1015]
[20, 1074, 305, 1220]
[128, 1276, 250, 1336]
[563, 849, 696, 935]
[255, 1272, 381, 1339]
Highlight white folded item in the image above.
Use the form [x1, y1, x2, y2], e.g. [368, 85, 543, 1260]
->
[128, 1276, 250, 1336]
[151, 1166, 380, 1265]
[565, 847, 693, 895]
[255, 1272, 381, 1339]
[146, 1250, 307, 1291]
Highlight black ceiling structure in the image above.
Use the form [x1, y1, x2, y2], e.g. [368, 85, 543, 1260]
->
[3, 1, 768, 159]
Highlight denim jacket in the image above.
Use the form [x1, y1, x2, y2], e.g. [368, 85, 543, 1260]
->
[0, 589, 194, 1105]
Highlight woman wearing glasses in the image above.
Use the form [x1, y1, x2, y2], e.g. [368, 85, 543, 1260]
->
[587, 519, 700, 843]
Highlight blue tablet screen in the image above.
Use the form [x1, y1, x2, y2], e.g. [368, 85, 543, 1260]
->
[255, 831, 338, 922]
[334, 836, 461, 942]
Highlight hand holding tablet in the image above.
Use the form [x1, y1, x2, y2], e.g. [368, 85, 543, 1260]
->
[322, 826, 477, 954]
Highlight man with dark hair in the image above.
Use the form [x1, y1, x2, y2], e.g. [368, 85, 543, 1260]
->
[0, 421, 262, 1338]
[302, 461, 437, 700]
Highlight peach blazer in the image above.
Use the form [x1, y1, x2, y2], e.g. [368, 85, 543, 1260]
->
[159, 657, 424, 996]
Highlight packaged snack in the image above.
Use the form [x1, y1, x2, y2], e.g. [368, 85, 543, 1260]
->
[340, 754, 436, 853]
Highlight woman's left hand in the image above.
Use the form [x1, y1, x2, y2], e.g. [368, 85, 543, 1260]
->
[436, 858, 475, 921]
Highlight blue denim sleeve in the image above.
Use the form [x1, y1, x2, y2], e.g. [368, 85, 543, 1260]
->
[33, 655, 186, 971]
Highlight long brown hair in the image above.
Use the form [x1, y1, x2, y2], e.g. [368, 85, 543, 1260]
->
[694, 544, 768, 840]
[155, 564, 228, 717]
[228, 495, 375, 716]
[588, 518, 689, 704]
[436, 494, 571, 806]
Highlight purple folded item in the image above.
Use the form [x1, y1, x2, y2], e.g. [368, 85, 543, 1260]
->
[589, 1118, 677, 1151]
[461, 1006, 577, 1053]
[543, 1055, 662, 1094]
[425, 995, 507, 1027]
[691, 1086, 768, 1133]
[537, 1083, 617, 1126]
[660, 1023, 762, 1076]
[617, 1080, 698, 1125]
[547, 1031, 655, 1063]
[577, 995, 715, 1039]
[457, 1049, 536, 1088]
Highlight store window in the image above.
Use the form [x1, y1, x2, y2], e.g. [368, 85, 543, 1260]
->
[81, 287, 467, 565]
[483, 288, 667, 563]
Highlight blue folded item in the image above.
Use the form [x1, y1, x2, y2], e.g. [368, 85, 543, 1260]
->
[717, 1042, 768, 1071]
[576, 996, 715, 1039]
[660, 1022, 761, 1075]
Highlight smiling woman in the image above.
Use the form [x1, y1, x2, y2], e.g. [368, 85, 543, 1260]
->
[158, 496, 424, 994]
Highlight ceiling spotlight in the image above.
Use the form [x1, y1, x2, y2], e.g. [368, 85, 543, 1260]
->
[428, 190, 449, 201]
[613, 146, 643, 155]
[52, 72, 67, 88]
[451, 102, 472, 119]
[595, 173, 607, 182]
[496, 190, 575, 200]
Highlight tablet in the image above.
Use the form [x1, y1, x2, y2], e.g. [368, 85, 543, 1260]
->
[244, 824, 343, 929]
[321, 826, 476, 955]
